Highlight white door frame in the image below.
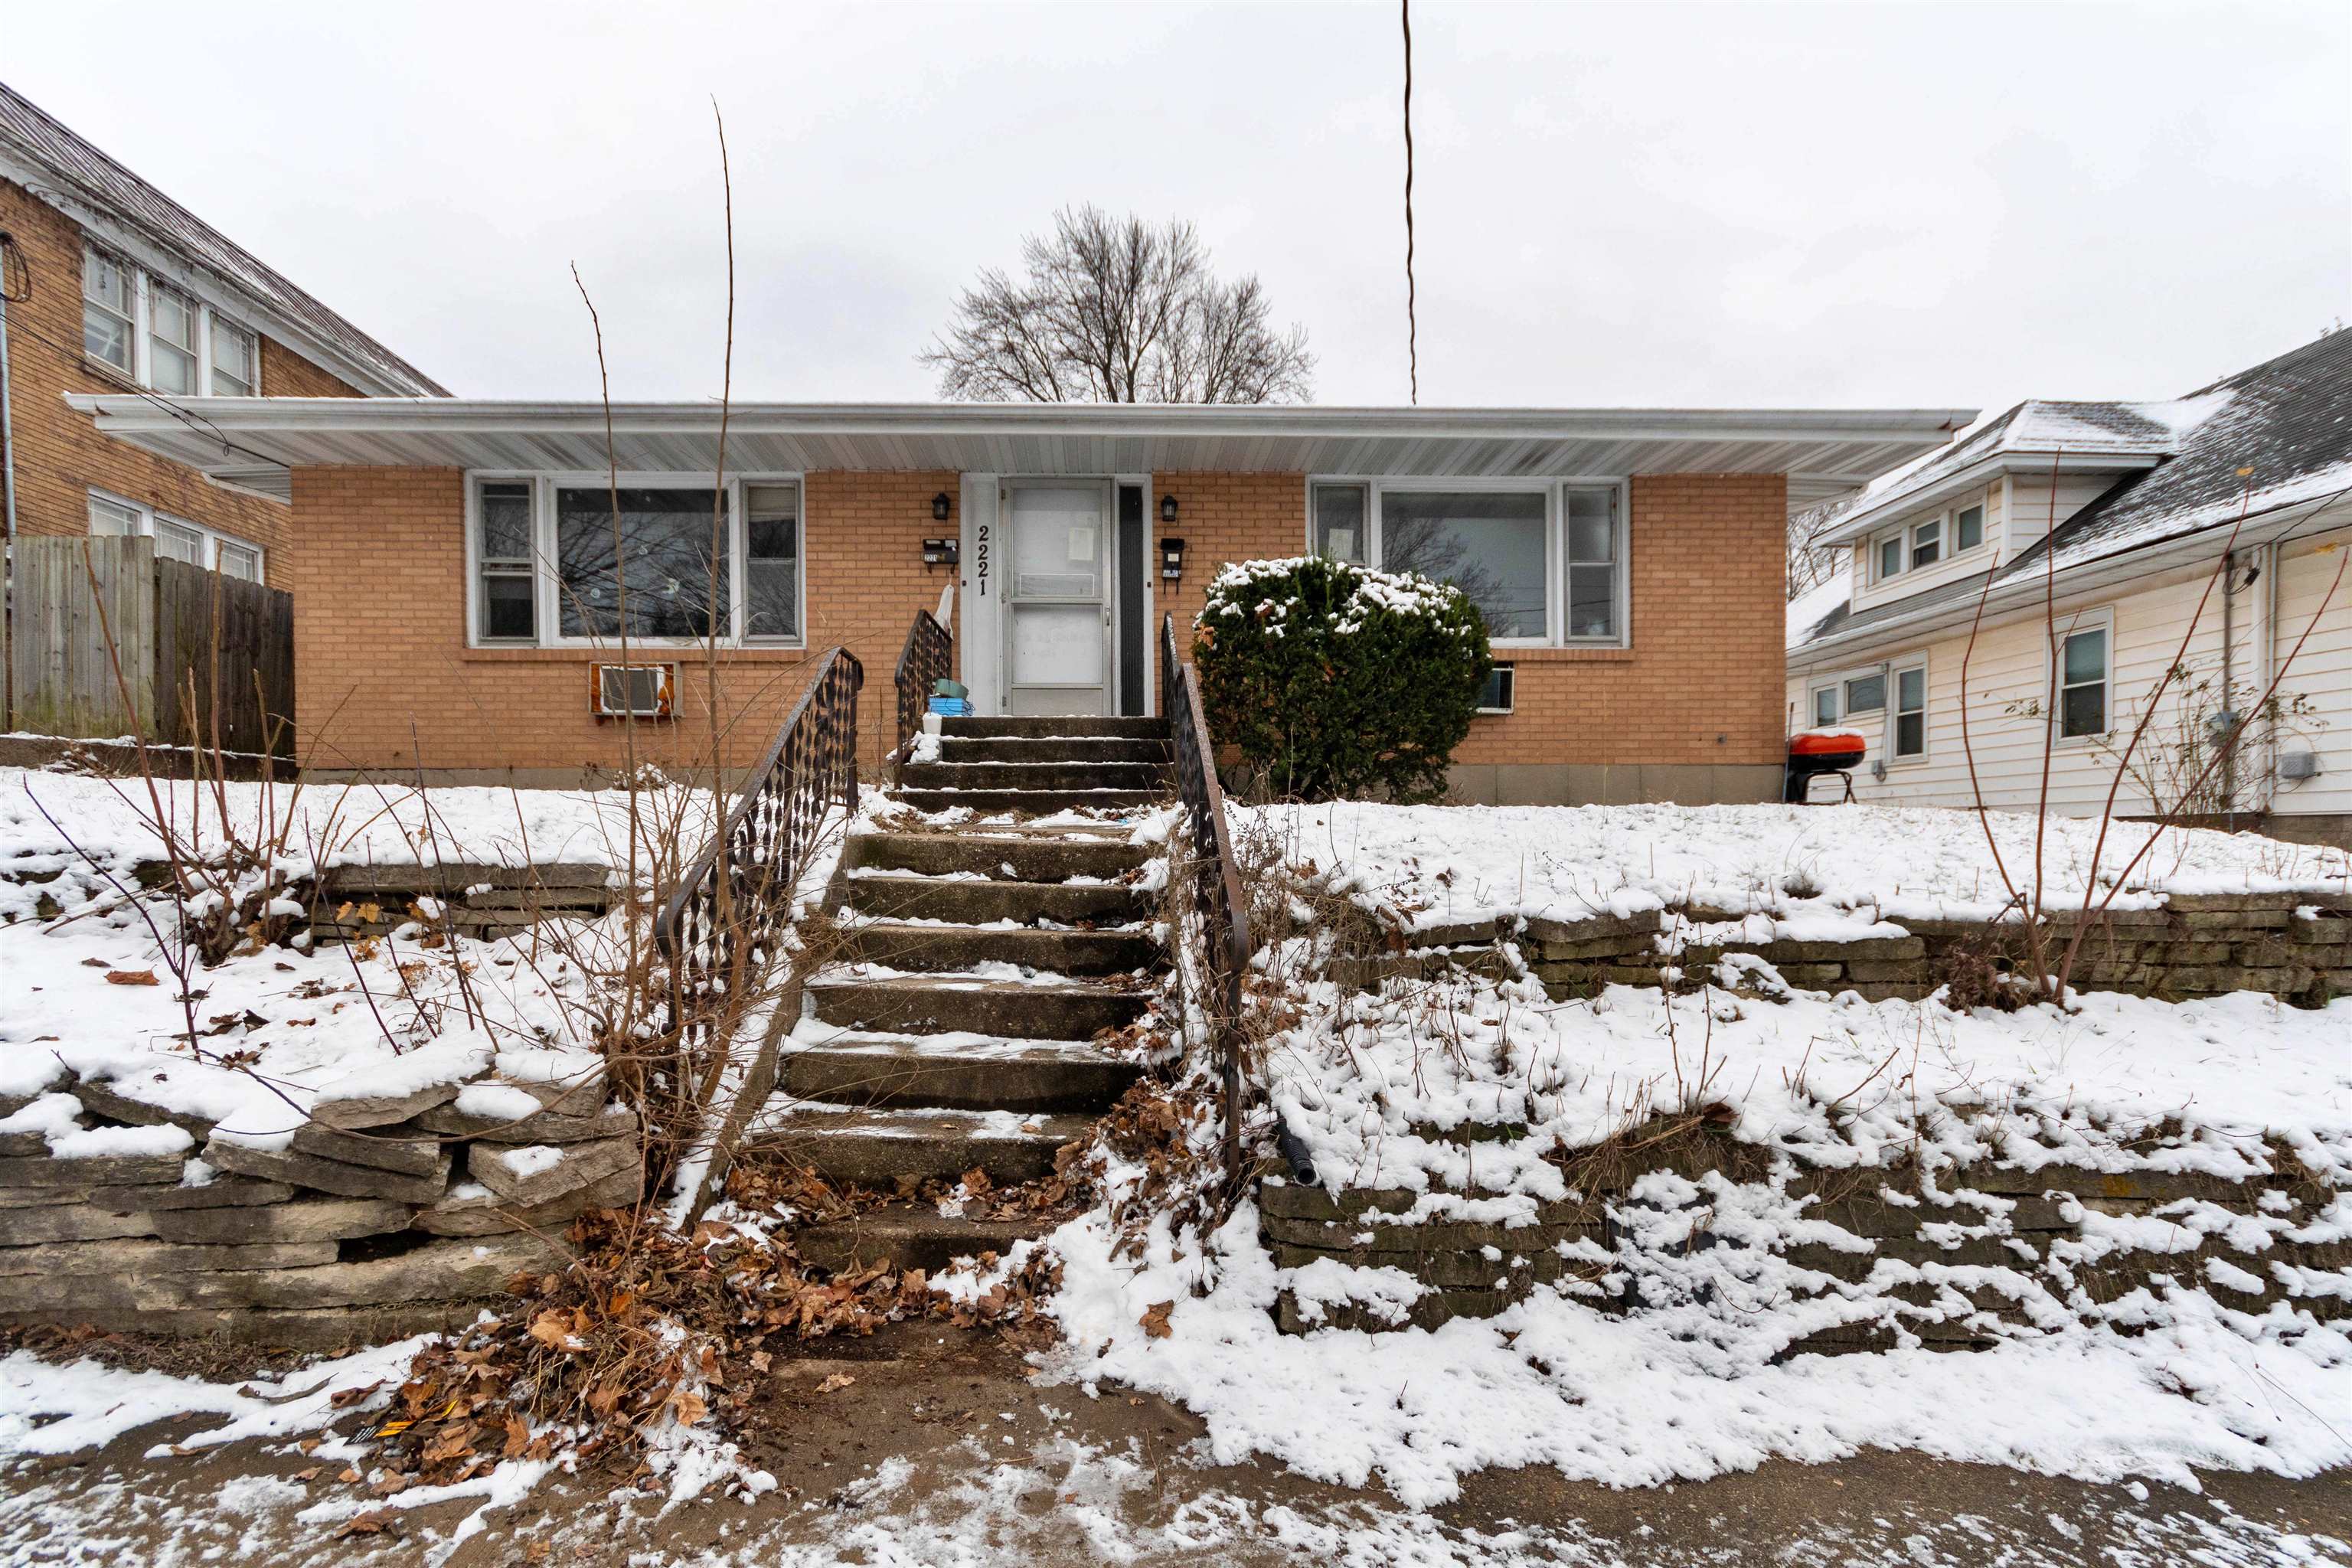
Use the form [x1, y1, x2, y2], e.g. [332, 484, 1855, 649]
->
[1001, 478, 1116, 717]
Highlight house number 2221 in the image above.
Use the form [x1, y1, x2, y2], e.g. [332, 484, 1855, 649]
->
[975, 523, 989, 596]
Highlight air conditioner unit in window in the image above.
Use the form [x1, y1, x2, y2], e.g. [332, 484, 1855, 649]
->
[593, 664, 675, 719]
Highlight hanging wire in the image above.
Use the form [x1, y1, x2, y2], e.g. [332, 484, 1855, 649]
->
[1401, 0, 1418, 406]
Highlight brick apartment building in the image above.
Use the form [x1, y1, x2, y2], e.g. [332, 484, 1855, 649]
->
[0, 80, 442, 594]
[67, 400, 1975, 799]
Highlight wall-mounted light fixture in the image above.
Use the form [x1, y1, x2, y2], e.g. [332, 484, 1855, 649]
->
[1158, 494, 1179, 524]
[931, 492, 952, 521]
[1159, 537, 1187, 581]
[922, 537, 959, 567]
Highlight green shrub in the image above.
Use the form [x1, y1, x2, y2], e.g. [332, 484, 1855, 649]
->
[1192, 556, 1491, 802]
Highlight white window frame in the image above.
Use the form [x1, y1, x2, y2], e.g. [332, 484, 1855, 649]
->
[2050, 608, 2115, 745]
[1806, 664, 1888, 729]
[86, 488, 265, 580]
[463, 472, 808, 650]
[1870, 488, 1994, 586]
[1302, 476, 1629, 649]
[147, 279, 202, 397]
[1809, 681, 1840, 727]
[81, 244, 138, 376]
[1890, 657, 1929, 763]
[80, 243, 263, 397]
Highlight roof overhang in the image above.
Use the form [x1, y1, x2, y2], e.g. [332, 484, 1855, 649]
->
[66, 397, 1976, 518]
[1790, 488, 2349, 665]
[1815, 450, 2165, 547]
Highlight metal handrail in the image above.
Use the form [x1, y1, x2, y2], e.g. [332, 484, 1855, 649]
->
[1159, 613, 1253, 1191]
[653, 648, 863, 1050]
[893, 608, 952, 773]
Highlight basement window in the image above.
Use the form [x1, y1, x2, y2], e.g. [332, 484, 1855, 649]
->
[1477, 664, 1515, 714]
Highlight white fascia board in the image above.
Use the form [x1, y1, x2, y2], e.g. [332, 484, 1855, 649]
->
[1, 147, 430, 398]
[1815, 451, 2162, 547]
[65, 394, 1977, 446]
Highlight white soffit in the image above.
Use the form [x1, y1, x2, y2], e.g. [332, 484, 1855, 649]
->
[67, 397, 1978, 517]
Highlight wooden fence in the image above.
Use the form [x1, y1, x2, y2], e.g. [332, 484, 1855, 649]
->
[5, 534, 295, 759]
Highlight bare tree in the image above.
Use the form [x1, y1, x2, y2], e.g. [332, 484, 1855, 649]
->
[1787, 498, 1849, 602]
[921, 204, 1314, 403]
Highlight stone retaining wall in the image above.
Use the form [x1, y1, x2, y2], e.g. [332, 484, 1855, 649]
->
[1337, 891, 2352, 1006]
[1265, 1135, 2350, 1343]
[0, 1068, 641, 1348]
[8, 858, 620, 939]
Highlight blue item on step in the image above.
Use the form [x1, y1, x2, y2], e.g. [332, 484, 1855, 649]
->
[927, 697, 972, 717]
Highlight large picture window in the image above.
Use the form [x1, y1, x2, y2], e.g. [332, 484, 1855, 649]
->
[1305, 479, 1626, 647]
[467, 476, 805, 648]
[555, 487, 730, 639]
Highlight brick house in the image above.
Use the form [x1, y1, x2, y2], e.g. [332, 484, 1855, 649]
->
[70, 398, 1968, 798]
[0, 80, 443, 593]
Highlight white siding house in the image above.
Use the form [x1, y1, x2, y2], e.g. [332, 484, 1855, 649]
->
[1788, 332, 2352, 844]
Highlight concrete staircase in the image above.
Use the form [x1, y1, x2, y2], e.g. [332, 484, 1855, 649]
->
[779, 715, 1171, 1276]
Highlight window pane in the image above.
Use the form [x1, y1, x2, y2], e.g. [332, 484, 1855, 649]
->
[745, 483, 800, 640]
[1812, 688, 1838, 726]
[1565, 486, 1615, 564]
[88, 495, 141, 535]
[152, 287, 197, 349]
[1476, 665, 1514, 712]
[83, 248, 130, 312]
[1896, 711, 1925, 756]
[154, 520, 204, 566]
[1566, 563, 1615, 639]
[478, 482, 533, 563]
[2061, 683, 2105, 738]
[1955, 505, 1984, 550]
[482, 573, 535, 639]
[1878, 536, 1903, 579]
[1910, 520, 1941, 570]
[1897, 666, 1925, 711]
[2063, 628, 2105, 685]
[211, 319, 254, 394]
[216, 541, 262, 582]
[1844, 673, 1885, 713]
[554, 487, 727, 639]
[1379, 490, 1548, 639]
[83, 302, 133, 371]
[1312, 484, 1367, 564]
[152, 342, 198, 395]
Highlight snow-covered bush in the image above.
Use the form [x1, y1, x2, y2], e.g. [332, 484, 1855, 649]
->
[1192, 557, 1491, 802]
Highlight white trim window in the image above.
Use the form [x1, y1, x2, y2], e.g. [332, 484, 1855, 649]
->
[149, 282, 201, 396]
[1811, 684, 1838, 727]
[1306, 478, 1627, 647]
[87, 489, 264, 581]
[1807, 668, 1886, 728]
[82, 245, 136, 374]
[1870, 490, 1991, 584]
[2056, 618, 2111, 740]
[78, 243, 263, 397]
[1892, 661, 1928, 759]
[465, 474, 808, 648]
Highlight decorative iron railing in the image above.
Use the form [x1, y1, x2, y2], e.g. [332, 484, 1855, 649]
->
[1159, 614, 1254, 1191]
[893, 609, 952, 774]
[653, 648, 863, 1052]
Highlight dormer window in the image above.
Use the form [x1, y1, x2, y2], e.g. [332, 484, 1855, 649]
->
[1869, 491, 1990, 585]
[1909, 518, 1941, 570]
[1955, 503, 1984, 551]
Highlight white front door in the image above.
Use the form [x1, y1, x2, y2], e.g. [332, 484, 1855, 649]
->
[1003, 482, 1112, 716]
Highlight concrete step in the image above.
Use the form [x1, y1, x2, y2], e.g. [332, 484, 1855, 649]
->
[753, 1106, 1093, 1187]
[836, 920, 1158, 975]
[781, 1036, 1142, 1112]
[938, 737, 1171, 765]
[900, 761, 1168, 792]
[845, 831, 1149, 882]
[795, 1208, 1060, 1276]
[941, 715, 1170, 740]
[808, 975, 1148, 1039]
[841, 875, 1145, 926]
[895, 789, 1163, 816]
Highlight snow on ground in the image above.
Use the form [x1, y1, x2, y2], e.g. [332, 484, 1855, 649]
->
[0, 767, 655, 1143]
[1036, 802, 2352, 1508]
[1250, 799, 2352, 935]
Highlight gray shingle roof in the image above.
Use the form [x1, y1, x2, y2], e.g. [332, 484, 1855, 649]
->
[1793, 332, 2352, 651]
[0, 80, 446, 397]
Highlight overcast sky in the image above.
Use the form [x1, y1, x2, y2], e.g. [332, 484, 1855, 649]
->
[9, 2, 2348, 416]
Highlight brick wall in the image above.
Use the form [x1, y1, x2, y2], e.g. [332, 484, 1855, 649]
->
[289, 467, 957, 777]
[1152, 469, 1788, 773]
[0, 179, 361, 592]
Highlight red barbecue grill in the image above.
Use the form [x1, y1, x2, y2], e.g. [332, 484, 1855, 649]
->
[1785, 730, 1865, 803]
